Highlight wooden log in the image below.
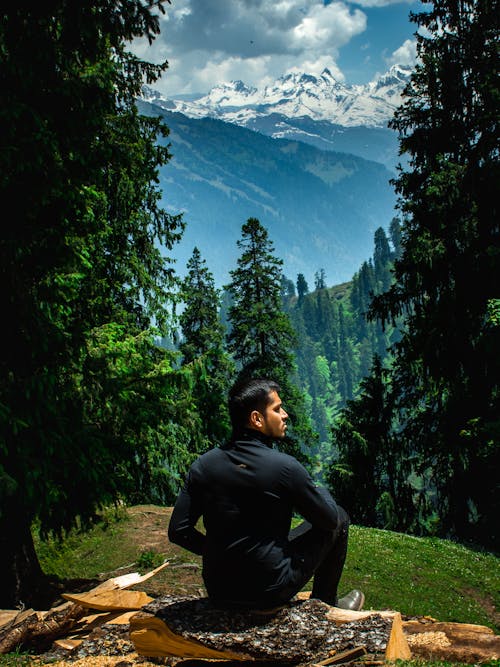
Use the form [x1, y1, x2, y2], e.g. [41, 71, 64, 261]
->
[385, 612, 412, 662]
[28, 601, 87, 644]
[0, 602, 87, 654]
[129, 596, 393, 662]
[130, 611, 251, 660]
[403, 619, 500, 664]
[0, 609, 40, 654]
[0, 563, 166, 654]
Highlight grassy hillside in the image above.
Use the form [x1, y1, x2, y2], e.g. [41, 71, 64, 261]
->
[35, 505, 499, 633]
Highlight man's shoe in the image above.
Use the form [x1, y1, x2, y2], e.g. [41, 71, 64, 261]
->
[336, 589, 365, 611]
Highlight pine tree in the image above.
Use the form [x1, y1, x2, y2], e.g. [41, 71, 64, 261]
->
[226, 218, 296, 378]
[370, 0, 500, 546]
[226, 218, 316, 460]
[314, 269, 327, 290]
[280, 274, 296, 310]
[0, 0, 191, 606]
[296, 273, 309, 305]
[180, 248, 233, 447]
[389, 217, 403, 260]
[338, 305, 355, 402]
[327, 356, 414, 530]
[373, 227, 392, 293]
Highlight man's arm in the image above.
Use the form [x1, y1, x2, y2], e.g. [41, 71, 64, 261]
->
[289, 460, 340, 530]
[168, 472, 206, 555]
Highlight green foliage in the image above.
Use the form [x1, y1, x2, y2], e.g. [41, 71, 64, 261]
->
[136, 549, 165, 571]
[226, 218, 296, 378]
[290, 223, 402, 463]
[369, 0, 500, 548]
[80, 324, 202, 508]
[339, 525, 500, 631]
[0, 0, 194, 607]
[33, 505, 131, 579]
[326, 356, 414, 532]
[179, 247, 234, 448]
[0, 649, 34, 667]
[226, 218, 316, 461]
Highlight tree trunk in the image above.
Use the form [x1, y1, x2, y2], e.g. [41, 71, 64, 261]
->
[0, 501, 50, 609]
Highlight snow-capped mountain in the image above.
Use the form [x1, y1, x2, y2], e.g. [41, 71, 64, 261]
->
[142, 64, 412, 130]
[137, 67, 408, 285]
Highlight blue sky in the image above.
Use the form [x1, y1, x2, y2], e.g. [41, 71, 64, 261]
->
[338, 3, 420, 83]
[132, 0, 422, 96]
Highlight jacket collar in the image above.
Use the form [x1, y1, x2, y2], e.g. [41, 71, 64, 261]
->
[232, 428, 274, 448]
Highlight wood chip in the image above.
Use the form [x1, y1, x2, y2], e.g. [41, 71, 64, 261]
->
[406, 631, 452, 649]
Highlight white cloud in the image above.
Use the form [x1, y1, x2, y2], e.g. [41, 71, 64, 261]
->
[386, 38, 417, 66]
[132, 0, 367, 94]
[290, 3, 366, 50]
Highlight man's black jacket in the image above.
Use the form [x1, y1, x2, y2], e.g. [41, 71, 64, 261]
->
[168, 430, 340, 607]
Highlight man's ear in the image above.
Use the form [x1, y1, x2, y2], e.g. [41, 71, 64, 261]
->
[248, 409, 264, 430]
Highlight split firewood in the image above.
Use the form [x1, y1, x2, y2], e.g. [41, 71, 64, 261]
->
[52, 637, 83, 651]
[0, 603, 85, 654]
[61, 588, 153, 611]
[325, 607, 396, 624]
[311, 645, 367, 665]
[0, 611, 20, 629]
[52, 610, 139, 651]
[385, 612, 411, 661]
[0, 562, 168, 654]
[82, 561, 169, 593]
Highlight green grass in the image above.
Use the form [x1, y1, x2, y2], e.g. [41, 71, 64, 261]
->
[340, 525, 499, 630]
[35, 507, 499, 632]
[25, 511, 500, 667]
[33, 505, 140, 579]
[0, 649, 36, 667]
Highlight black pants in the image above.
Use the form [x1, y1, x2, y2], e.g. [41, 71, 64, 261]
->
[270, 504, 350, 607]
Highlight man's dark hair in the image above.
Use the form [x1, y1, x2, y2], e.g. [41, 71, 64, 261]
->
[228, 377, 281, 438]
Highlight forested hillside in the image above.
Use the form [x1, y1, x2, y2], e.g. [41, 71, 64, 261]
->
[280, 220, 403, 455]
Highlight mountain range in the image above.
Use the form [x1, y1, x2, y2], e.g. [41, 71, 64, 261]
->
[144, 64, 411, 129]
[143, 64, 411, 170]
[139, 65, 410, 286]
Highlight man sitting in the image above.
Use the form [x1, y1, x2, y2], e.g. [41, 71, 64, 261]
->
[168, 377, 364, 611]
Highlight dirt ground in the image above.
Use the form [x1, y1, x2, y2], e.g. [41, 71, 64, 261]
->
[124, 505, 206, 599]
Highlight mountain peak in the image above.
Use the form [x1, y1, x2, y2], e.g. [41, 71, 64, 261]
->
[143, 64, 413, 129]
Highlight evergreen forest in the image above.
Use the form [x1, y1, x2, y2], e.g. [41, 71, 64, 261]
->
[1, 0, 498, 610]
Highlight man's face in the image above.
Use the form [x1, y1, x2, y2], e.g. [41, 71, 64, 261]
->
[259, 390, 289, 439]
